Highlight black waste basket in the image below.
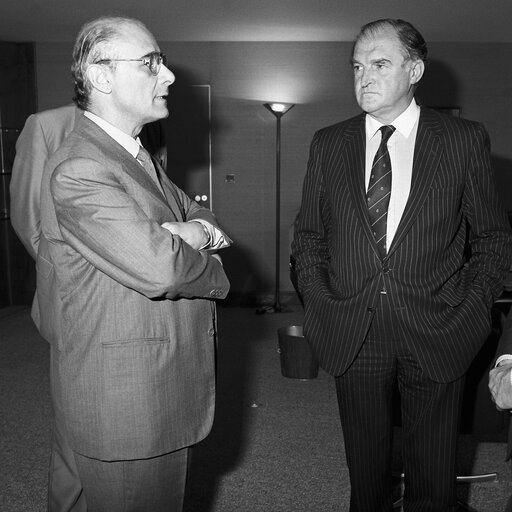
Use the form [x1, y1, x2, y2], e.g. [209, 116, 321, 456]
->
[277, 325, 318, 379]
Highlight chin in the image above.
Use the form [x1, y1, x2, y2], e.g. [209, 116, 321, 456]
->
[360, 98, 381, 112]
[152, 106, 169, 121]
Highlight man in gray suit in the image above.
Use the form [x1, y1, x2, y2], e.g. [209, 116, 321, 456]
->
[11, 105, 80, 262]
[36, 15, 230, 511]
[11, 105, 87, 512]
[292, 18, 512, 511]
[11, 103, 169, 511]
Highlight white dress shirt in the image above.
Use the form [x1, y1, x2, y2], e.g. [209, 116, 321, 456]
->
[365, 99, 420, 252]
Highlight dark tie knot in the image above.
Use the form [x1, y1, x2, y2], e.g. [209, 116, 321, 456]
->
[380, 125, 395, 145]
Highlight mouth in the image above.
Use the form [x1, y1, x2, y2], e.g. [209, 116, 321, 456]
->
[155, 94, 168, 101]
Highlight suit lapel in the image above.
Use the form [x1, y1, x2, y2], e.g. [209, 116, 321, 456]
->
[77, 117, 185, 220]
[387, 108, 443, 256]
[343, 115, 380, 249]
[344, 115, 389, 256]
[152, 156, 186, 219]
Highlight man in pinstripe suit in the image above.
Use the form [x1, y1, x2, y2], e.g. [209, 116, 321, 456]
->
[292, 18, 512, 511]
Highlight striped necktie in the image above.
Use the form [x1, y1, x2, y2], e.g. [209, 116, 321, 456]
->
[137, 145, 164, 195]
[367, 125, 395, 257]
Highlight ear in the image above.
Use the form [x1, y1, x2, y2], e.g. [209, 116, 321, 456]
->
[87, 64, 112, 94]
[409, 59, 425, 85]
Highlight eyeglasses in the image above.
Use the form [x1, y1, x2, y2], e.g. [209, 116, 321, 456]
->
[94, 51, 167, 76]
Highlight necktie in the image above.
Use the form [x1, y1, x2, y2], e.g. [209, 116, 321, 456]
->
[136, 145, 164, 195]
[367, 125, 395, 257]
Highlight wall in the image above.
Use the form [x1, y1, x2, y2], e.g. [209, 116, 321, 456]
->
[34, 41, 512, 303]
[0, 42, 37, 307]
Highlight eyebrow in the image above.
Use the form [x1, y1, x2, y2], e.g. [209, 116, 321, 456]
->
[351, 57, 392, 66]
[372, 58, 391, 65]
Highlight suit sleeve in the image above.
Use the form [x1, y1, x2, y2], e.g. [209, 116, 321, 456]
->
[10, 114, 46, 260]
[50, 157, 229, 300]
[292, 132, 331, 300]
[463, 123, 512, 307]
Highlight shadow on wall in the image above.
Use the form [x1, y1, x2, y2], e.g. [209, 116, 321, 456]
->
[416, 58, 461, 109]
[417, 58, 512, 213]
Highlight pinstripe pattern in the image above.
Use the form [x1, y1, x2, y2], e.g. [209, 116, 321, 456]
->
[292, 107, 512, 382]
[293, 106, 512, 511]
[335, 297, 465, 511]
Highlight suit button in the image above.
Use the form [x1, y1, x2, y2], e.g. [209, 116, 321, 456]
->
[208, 328, 215, 337]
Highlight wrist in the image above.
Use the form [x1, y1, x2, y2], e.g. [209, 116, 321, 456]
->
[200, 222, 211, 248]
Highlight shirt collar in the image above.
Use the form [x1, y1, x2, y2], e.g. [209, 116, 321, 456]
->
[365, 98, 420, 141]
[84, 111, 142, 158]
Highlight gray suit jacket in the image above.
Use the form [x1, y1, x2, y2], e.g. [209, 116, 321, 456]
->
[10, 105, 80, 260]
[37, 115, 230, 461]
[10, 105, 81, 329]
[293, 107, 512, 382]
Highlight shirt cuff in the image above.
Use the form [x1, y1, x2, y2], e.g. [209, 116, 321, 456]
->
[496, 355, 512, 367]
[188, 220, 232, 251]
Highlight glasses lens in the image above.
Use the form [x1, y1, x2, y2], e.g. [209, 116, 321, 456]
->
[150, 52, 167, 75]
[147, 52, 162, 75]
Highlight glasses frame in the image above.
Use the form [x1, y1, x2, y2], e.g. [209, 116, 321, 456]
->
[94, 51, 167, 76]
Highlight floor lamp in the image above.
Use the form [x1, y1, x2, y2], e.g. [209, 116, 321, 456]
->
[257, 102, 294, 314]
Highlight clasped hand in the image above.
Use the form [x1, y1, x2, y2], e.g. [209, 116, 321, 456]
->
[489, 362, 512, 411]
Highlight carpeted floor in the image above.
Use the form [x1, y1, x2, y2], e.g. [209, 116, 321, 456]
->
[1, 305, 512, 511]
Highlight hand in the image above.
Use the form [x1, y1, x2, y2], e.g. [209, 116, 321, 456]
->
[211, 253, 223, 265]
[161, 221, 207, 250]
[489, 362, 512, 410]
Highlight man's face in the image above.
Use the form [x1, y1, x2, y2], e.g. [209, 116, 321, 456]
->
[108, 25, 175, 135]
[352, 26, 423, 124]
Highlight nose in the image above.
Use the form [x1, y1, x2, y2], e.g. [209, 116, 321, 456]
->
[160, 64, 175, 84]
[360, 68, 373, 88]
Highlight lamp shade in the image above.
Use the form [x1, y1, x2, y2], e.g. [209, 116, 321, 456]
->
[263, 102, 294, 118]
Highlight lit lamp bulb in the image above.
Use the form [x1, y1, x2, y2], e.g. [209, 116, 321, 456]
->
[264, 102, 294, 117]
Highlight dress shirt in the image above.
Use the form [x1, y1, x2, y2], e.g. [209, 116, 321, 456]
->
[83, 111, 230, 251]
[365, 99, 420, 251]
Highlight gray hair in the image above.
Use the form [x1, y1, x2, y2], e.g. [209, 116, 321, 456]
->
[71, 16, 149, 110]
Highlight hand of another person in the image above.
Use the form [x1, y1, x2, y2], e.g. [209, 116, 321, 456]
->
[161, 221, 207, 250]
[489, 363, 512, 410]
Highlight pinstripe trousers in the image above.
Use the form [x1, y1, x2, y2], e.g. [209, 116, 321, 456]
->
[335, 293, 465, 512]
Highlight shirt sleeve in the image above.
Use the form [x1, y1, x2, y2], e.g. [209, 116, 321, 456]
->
[189, 219, 233, 251]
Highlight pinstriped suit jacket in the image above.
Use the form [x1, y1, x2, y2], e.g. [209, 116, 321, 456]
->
[292, 107, 512, 382]
[37, 116, 230, 461]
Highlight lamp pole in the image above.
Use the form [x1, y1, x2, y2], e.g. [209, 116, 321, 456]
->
[260, 102, 294, 314]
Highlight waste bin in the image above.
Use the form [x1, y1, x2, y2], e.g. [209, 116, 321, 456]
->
[277, 325, 318, 379]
